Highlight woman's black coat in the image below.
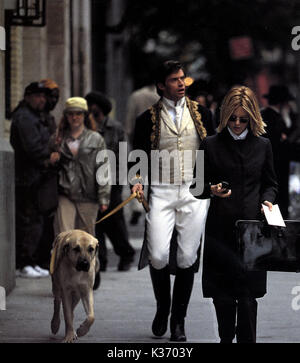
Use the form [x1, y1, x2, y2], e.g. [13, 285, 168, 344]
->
[198, 128, 278, 298]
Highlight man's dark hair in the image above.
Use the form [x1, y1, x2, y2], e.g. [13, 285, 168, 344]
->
[155, 60, 185, 96]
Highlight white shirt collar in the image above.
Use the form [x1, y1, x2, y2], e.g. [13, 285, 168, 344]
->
[227, 126, 249, 140]
[163, 96, 185, 109]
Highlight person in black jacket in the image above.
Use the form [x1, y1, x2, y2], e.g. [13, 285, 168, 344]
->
[10, 82, 60, 278]
[197, 85, 278, 343]
[261, 85, 296, 218]
[131, 60, 214, 342]
[85, 91, 135, 278]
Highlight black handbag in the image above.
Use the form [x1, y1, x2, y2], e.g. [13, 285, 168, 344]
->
[236, 219, 300, 272]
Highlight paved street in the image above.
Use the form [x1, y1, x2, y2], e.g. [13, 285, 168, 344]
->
[1, 198, 300, 344]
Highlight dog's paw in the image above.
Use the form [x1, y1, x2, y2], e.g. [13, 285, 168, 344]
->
[62, 331, 78, 343]
[76, 323, 90, 337]
[51, 317, 60, 335]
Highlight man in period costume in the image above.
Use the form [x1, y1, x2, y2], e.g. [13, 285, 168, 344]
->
[131, 60, 214, 342]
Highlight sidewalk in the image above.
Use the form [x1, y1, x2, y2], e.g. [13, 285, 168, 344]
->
[1, 200, 300, 343]
[1, 238, 300, 343]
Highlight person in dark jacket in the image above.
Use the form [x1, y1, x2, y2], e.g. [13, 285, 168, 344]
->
[197, 85, 278, 343]
[10, 82, 59, 278]
[35, 78, 60, 270]
[261, 85, 296, 218]
[85, 91, 135, 277]
[131, 60, 213, 342]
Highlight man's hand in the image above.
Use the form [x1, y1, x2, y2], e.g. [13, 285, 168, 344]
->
[99, 204, 108, 213]
[131, 183, 144, 202]
[210, 183, 231, 198]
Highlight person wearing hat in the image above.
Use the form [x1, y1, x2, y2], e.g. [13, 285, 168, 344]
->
[85, 91, 135, 278]
[34, 79, 60, 271]
[40, 78, 60, 134]
[261, 85, 296, 218]
[10, 82, 59, 278]
[53, 97, 111, 243]
[40, 79, 60, 113]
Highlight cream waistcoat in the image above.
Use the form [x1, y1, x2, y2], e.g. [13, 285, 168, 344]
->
[151, 102, 200, 185]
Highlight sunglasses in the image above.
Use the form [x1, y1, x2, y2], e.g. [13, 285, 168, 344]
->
[228, 115, 249, 124]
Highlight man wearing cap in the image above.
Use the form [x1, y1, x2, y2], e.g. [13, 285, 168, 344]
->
[10, 82, 59, 278]
[261, 85, 295, 218]
[40, 78, 60, 134]
[34, 79, 60, 270]
[85, 91, 135, 277]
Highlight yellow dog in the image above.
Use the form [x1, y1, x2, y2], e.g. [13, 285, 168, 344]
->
[50, 230, 99, 343]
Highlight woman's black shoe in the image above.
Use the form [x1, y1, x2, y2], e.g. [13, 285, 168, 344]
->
[170, 317, 186, 342]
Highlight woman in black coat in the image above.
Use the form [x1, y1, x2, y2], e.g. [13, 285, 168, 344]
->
[197, 86, 278, 343]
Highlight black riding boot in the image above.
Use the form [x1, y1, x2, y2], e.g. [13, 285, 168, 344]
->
[170, 266, 194, 342]
[149, 265, 171, 337]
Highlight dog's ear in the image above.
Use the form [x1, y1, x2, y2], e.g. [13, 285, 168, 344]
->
[50, 231, 72, 274]
[63, 243, 70, 255]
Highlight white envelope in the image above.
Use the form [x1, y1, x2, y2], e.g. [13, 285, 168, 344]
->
[262, 204, 286, 227]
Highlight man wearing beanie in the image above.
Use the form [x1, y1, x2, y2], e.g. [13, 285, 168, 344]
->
[86, 91, 135, 279]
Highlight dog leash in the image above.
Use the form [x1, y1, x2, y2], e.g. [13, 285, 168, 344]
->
[50, 192, 149, 275]
[95, 191, 150, 225]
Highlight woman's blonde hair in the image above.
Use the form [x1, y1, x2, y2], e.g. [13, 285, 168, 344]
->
[55, 113, 97, 147]
[217, 85, 266, 136]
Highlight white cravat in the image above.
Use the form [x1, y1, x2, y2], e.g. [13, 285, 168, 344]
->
[163, 97, 185, 130]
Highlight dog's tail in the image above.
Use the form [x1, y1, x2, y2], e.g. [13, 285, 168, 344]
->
[49, 244, 57, 275]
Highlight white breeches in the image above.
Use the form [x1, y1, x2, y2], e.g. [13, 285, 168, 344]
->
[146, 184, 210, 270]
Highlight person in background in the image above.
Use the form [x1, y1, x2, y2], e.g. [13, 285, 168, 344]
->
[10, 82, 58, 278]
[197, 85, 278, 343]
[40, 78, 60, 134]
[35, 78, 60, 270]
[85, 91, 135, 281]
[186, 79, 218, 133]
[261, 85, 296, 218]
[53, 97, 110, 242]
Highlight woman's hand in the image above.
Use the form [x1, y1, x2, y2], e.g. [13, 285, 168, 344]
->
[210, 183, 232, 198]
[261, 200, 273, 213]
